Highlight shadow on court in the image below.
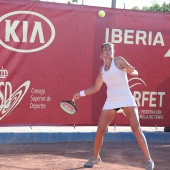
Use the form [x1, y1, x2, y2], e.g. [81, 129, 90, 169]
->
[0, 142, 169, 170]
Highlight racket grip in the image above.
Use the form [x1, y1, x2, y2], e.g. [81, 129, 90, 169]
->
[71, 98, 76, 106]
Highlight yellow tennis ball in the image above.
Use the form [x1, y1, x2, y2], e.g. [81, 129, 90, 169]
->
[98, 10, 105, 17]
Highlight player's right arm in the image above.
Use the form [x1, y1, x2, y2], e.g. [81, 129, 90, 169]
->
[73, 66, 104, 100]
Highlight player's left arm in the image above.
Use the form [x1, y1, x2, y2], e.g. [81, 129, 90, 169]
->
[118, 56, 138, 76]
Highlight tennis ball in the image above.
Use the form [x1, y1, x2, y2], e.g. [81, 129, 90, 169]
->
[98, 10, 105, 17]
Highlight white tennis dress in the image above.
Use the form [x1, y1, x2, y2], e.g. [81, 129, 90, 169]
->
[101, 59, 137, 110]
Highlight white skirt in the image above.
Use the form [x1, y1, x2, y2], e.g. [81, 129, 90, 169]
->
[102, 95, 137, 110]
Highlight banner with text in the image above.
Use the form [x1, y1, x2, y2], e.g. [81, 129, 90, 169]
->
[0, 0, 169, 126]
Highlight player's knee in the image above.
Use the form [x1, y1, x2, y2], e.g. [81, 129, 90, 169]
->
[97, 126, 107, 136]
[131, 125, 142, 134]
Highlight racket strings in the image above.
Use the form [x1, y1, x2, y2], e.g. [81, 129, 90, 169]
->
[60, 101, 77, 114]
[63, 103, 74, 112]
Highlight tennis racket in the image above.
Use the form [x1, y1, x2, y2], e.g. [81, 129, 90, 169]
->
[60, 98, 77, 115]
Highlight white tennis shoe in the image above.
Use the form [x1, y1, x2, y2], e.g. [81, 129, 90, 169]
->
[84, 155, 101, 168]
[146, 160, 154, 170]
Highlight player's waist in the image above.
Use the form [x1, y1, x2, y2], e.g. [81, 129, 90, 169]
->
[106, 89, 132, 96]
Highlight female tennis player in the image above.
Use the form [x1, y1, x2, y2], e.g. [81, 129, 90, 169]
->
[73, 42, 154, 170]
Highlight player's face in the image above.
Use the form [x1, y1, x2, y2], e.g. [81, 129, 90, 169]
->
[102, 45, 113, 59]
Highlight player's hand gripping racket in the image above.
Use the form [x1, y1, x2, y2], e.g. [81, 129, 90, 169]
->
[60, 98, 77, 115]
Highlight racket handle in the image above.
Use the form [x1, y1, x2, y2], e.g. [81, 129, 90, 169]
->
[71, 98, 76, 106]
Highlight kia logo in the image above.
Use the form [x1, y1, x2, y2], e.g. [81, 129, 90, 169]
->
[0, 11, 55, 53]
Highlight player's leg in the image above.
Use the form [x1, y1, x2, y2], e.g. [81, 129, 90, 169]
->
[93, 109, 117, 158]
[123, 107, 154, 170]
[84, 109, 117, 168]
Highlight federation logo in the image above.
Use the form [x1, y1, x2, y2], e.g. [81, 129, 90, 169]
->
[129, 77, 146, 88]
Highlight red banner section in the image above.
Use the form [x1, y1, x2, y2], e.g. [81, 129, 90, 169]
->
[0, 0, 169, 126]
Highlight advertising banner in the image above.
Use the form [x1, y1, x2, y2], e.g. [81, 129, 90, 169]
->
[0, 0, 169, 126]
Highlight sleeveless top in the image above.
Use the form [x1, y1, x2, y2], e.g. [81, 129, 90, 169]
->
[101, 59, 137, 109]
